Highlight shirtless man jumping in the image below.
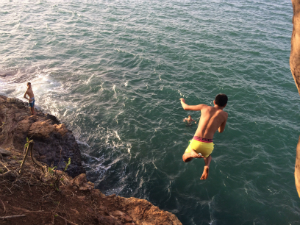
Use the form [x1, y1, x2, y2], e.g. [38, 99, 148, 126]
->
[180, 94, 228, 180]
[23, 82, 36, 115]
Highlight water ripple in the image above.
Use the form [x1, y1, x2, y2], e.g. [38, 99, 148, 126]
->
[0, 1, 298, 224]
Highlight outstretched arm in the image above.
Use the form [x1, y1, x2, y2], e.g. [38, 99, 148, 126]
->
[180, 98, 205, 111]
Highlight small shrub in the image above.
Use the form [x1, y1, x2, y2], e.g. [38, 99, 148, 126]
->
[64, 158, 71, 171]
[48, 166, 57, 175]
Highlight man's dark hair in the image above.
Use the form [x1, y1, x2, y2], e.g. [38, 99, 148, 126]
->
[215, 94, 228, 107]
[27, 82, 31, 86]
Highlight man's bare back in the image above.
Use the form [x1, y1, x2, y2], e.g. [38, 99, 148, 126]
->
[194, 105, 228, 139]
[180, 94, 228, 180]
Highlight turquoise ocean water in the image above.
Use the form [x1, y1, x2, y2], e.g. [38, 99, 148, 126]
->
[1, 1, 300, 224]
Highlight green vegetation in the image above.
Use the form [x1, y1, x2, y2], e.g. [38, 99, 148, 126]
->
[64, 158, 71, 171]
[24, 137, 33, 150]
[48, 166, 57, 175]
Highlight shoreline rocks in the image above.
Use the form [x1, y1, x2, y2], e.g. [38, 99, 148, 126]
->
[0, 95, 85, 177]
[0, 94, 182, 224]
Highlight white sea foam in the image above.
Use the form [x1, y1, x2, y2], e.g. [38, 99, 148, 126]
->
[178, 90, 185, 97]
[1, 1, 297, 224]
[76, 140, 90, 147]
[85, 74, 94, 84]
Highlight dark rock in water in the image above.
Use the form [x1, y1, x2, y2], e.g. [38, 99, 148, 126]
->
[46, 114, 60, 124]
[0, 95, 85, 177]
[0, 70, 18, 77]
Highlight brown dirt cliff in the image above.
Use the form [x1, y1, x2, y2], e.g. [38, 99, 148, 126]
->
[0, 95, 182, 225]
[291, 0, 300, 198]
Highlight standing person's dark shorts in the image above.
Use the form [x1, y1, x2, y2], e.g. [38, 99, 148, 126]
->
[29, 97, 35, 108]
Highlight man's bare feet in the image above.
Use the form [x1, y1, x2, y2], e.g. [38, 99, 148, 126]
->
[200, 166, 209, 180]
[182, 149, 203, 162]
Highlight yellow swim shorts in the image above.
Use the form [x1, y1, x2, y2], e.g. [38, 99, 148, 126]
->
[185, 136, 214, 158]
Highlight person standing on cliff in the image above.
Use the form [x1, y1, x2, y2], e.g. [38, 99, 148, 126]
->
[23, 82, 36, 115]
[180, 94, 228, 180]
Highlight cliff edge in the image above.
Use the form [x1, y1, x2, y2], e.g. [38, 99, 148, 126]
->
[290, 0, 300, 197]
[0, 95, 182, 225]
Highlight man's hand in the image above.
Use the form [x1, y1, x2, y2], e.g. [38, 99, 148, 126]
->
[180, 98, 188, 110]
[180, 98, 205, 111]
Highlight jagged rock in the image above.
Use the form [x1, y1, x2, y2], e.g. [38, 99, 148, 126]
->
[110, 210, 133, 223]
[291, 0, 300, 198]
[0, 95, 85, 177]
[0, 95, 182, 224]
[0, 148, 12, 156]
[96, 215, 122, 225]
[295, 137, 300, 197]
[121, 197, 182, 225]
[46, 114, 60, 124]
[69, 173, 94, 190]
[0, 170, 18, 181]
[290, 0, 300, 94]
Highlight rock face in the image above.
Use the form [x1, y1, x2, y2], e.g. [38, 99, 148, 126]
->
[0, 95, 85, 177]
[295, 137, 300, 197]
[290, 0, 300, 94]
[291, 0, 300, 197]
[59, 173, 182, 224]
[0, 94, 182, 224]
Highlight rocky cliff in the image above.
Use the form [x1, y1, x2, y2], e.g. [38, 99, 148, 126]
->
[0, 95, 85, 177]
[0, 95, 182, 224]
[290, 0, 300, 94]
[290, 0, 300, 197]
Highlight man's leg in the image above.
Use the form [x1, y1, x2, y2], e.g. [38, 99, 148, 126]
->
[200, 155, 212, 180]
[182, 150, 203, 162]
[30, 106, 36, 115]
